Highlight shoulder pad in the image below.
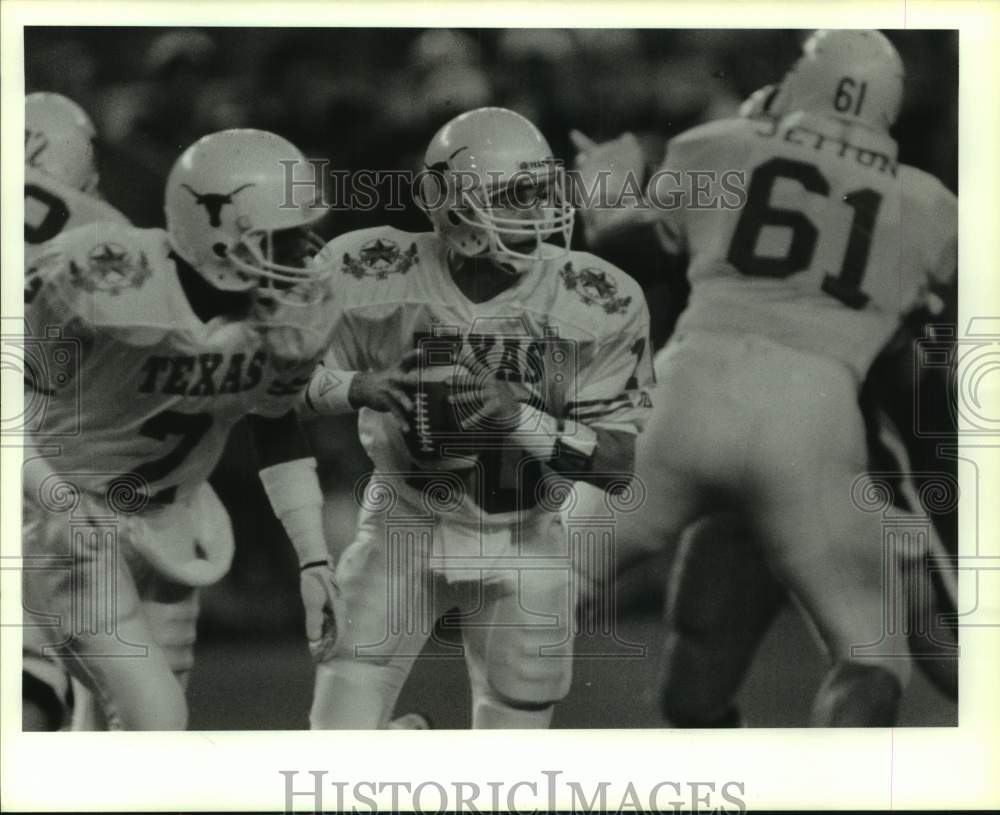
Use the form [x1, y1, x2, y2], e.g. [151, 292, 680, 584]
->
[898, 164, 957, 212]
[35, 224, 178, 338]
[321, 226, 425, 282]
[669, 117, 753, 151]
[554, 252, 646, 324]
[48, 221, 156, 293]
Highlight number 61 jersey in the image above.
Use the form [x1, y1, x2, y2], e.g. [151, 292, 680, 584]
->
[651, 112, 957, 381]
[24, 220, 333, 503]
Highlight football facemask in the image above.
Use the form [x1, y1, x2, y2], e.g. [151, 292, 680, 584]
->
[230, 224, 331, 306]
[451, 165, 575, 264]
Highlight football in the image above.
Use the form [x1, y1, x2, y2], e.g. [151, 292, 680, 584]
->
[403, 363, 479, 468]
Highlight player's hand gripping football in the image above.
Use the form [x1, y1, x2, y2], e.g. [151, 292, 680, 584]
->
[299, 559, 346, 664]
[347, 349, 423, 433]
[449, 375, 525, 434]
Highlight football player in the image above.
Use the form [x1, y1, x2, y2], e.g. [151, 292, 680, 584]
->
[300, 107, 653, 729]
[22, 128, 343, 730]
[574, 30, 957, 726]
[24, 92, 129, 265]
[22, 91, 132, 731]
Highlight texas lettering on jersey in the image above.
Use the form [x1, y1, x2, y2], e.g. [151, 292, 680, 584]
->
[26, 221, 331, 501]
[316, 226, 654, 520]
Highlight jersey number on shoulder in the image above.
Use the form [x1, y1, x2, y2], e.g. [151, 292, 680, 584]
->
[128, 411, 213, 493]
[625, 337, 654, 389]
[24, 183, 70, 245]
[727, 157, 882, 309]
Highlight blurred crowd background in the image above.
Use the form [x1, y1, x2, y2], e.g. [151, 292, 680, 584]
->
[25, 27, 959, 638]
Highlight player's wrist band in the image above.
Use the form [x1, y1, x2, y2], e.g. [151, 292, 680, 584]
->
[302, 367, 357, 415]
[258, 457, 328, 565]
[512, 404, 599, 462]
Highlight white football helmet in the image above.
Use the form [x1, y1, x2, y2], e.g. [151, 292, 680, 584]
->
[164, 128, 333, 298]
[771, 30, 905, 131]
[417, 107, 574, 271]
[25, 92, 99, 195]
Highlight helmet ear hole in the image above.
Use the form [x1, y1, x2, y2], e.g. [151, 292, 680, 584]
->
[212, 242, 228, 258]
[447, 211, 462, 226]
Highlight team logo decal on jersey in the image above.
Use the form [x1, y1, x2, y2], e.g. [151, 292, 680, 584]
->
[342, 238, 419, 280]
[181, 183, 256, 227]
[559, 264, 632, 315]
[69, 242, 151, 295]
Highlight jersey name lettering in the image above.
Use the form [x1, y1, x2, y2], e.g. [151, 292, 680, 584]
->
[752, 118, 898, 177]
[138, 350, 267, 395]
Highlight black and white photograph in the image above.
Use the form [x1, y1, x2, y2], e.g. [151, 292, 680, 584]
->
[2, 2, 998, 813]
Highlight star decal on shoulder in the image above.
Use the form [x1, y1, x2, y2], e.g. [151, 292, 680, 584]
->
[342, 237, 419, 280]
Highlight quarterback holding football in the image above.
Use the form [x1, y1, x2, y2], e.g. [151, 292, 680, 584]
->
[301, 107, 654, 729]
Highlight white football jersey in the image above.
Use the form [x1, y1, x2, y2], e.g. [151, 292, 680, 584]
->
[317, 226, 653, 523]
[25, 220, 334, 503]
[650, 112, 957, 380]
[24, 165, 128, 268]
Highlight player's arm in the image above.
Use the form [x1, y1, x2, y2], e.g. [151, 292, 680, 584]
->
[570, 129, 660, 249]
[22, 244, 111, 534]
[300, 347, 422, 433]
[554, 295, 655, 488]
[296, 249, 421, 430]
[249, 410, 344, 663]
[250, 409, 325, 567]
[925, 184, 958, 318]
[571, 129, 692, 292]
[458, 381, 636, 486]
[737, 84, 779, 119]
[23, 238, 94, 424]
[22, 240, 108, 520]
[457, 290, 654, 490]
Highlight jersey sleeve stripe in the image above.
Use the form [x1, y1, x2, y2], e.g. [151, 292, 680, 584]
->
[569, 403, 634, 422]
[566, 394, 631, 411]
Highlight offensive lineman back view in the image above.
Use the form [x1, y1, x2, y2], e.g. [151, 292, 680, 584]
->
[22, 128, 343, 729]
[301, 107, 654, 729]
[601, 30, 957, 725]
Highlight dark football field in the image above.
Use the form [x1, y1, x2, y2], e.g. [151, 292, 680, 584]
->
[188, 603, 956, 730]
